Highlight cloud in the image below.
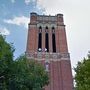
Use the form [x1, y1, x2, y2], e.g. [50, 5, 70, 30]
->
[36, 0, 90, 68]
[4, 16, 30, 28]
[11, 0, 15, 3]
[25, 0, 37, 5]
[25, 0, 31, 5]
[0, 28, 10, 35]
[36, 0, 71, 14]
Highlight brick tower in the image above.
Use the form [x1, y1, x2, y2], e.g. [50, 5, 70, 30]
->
[26, 12, 73, 90]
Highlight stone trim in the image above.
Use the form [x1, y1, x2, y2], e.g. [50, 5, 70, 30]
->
[26, 52, 70, 61]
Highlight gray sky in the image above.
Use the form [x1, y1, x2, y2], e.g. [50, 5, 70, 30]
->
[0, 0, 90, 72]
[37, 0, 90, 68]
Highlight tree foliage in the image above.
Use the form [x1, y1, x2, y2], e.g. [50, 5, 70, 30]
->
[0, 35, 49, 90]
[0, 35, 14, 89]
[12, 55, 49, 90]
[74, 53, 90, 90]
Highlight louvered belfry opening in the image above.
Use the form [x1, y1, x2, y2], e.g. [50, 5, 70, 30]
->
[38, 26, 42, 51]
[52, 27, 56, 52]
[45, 26, 49, 52]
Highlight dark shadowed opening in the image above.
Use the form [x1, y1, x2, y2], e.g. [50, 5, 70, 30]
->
[38, 33, 42, 50]
[52, 33, 56, 52]
[45, 33, 49, 52]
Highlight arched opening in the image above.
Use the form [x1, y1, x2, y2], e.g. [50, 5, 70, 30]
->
[38, 26, 42, 51]
[39, 26, 42, 32]
[52, 27, 55, 30]
[52, 27, 55, 33]
[46, 26, 48, 29]
[45, 26, 48, 33]
[52, 33, 56, 52]
[38, 33, 42, 51]
[45, 33, 49, 52]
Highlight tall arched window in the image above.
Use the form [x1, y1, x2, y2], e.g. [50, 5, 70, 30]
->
[45, 26, 49, 52]
[52, 27, 56, 52]
[52, 27, 55, 33]
[45, 33, 49, 52]
[45, 26, 48, 32]
[39, 26, 42, 32]
[46, 26, 48, 29]
[38, 26, 42, 51]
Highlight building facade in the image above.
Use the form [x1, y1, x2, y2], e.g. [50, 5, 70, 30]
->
[26, 12, 73, 90]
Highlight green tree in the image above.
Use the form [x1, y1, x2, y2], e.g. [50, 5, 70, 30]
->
[0, 35, 49, 90]
[0, 35, 14, 90]
[74, 53, 90, 90]
[13, 55, 49, 90]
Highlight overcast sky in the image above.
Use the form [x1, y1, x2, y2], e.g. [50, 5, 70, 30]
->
[0, 0, 90, 71]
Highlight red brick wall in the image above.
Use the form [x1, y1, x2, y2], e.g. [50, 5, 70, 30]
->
[26, 26, 37, 53]
[26, 13, 73, 90]
[44, 60, 73, 90]
[58, 27, 68, 53]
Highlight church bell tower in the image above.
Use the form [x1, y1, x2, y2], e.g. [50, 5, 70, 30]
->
[26, 12, 73, 90]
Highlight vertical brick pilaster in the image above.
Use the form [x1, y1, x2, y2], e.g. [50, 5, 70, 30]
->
[53, 61, 60, 90]
[28, 26, 37, 52]
[60, 60, 73, 90]
[42, 28, 45, 52]
[55, 29, 60, 53]
[50, 61, 54, 90]
[34, 29, 38, 52]
[58, 61, 63, 90]
[49, 29, 52, 52]
[58, 27, 68, 53]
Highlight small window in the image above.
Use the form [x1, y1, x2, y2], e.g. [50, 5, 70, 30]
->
[45, 62, 49, 72]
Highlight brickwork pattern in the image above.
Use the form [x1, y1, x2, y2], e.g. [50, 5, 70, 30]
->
[26, 12, 74, 90]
